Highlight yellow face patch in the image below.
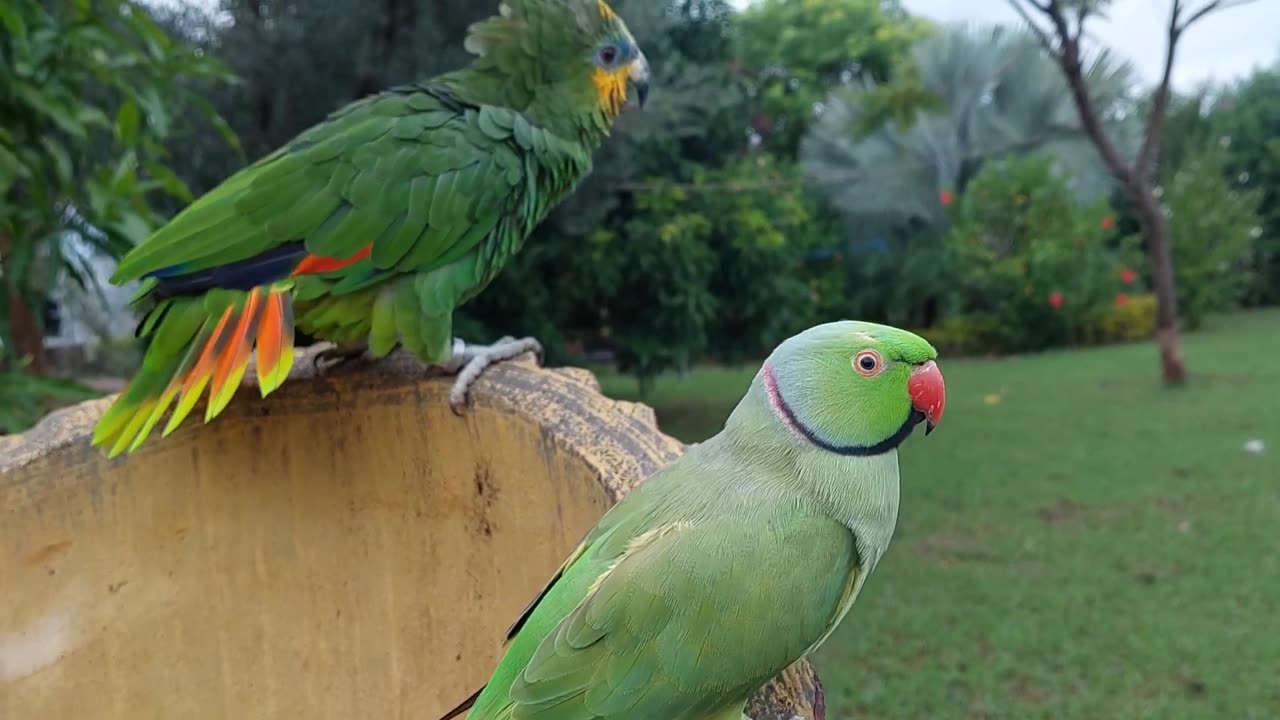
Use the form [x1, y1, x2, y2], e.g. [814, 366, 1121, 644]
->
[592, 65, 629, 118]
[598, 0, 617, 22]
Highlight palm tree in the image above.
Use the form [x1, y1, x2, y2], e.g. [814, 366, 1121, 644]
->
[797, 22, 1140, 328]
[802, 22, 1141, 233]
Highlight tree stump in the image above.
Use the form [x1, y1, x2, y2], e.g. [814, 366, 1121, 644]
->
[0, 349, 824, 719]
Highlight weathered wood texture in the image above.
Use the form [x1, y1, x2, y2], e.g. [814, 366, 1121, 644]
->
[1, 349, 823, 719]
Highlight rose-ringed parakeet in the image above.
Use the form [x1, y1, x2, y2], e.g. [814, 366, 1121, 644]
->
[91, 0, 650, 457]
[441, 321, 947, 720]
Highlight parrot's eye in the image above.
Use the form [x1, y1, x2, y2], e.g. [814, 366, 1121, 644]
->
[853, 350, 882, 377]
[597, 44, 621, 67]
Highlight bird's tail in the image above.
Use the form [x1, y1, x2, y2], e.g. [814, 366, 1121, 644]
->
[92, 282, 296, 457]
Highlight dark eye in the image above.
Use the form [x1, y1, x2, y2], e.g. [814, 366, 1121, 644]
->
[598, 45, 619, 66]
[853, 350, 882, 376]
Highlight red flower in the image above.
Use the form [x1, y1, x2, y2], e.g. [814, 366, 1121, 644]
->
[1121, 268, 1137, 284]
[939, 190, 954, 207]
[1101, 216, 1116, 231]
[1048, 292, 1064, 310]
[1114, 293, 1130, 306]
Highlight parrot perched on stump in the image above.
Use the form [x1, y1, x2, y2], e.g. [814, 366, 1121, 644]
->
[92, 0, 650, 457]
[442, 321, 947, 720]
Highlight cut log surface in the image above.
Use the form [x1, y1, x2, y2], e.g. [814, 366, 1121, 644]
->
[1, 348, 824, 719]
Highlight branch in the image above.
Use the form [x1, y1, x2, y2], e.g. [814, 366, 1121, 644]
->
[1134, 0, 1183, 179]
[1178, 0, 1259, 32]
[1016, 0, 1135, 185]
[1006, 0, 1060, 56]
[1136, 0, 1259, 178]
[1073, 3, 1092, 44]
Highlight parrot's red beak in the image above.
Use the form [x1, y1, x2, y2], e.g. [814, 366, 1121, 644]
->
[908, 360, 945, 436]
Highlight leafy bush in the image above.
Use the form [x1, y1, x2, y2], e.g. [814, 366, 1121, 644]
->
[944, 154, 1135, 352]
[1081, 293, 1158, 344]
[1, 0, 236, 432]
[695, 157, 835, 363]
[600, 158, 831, 391]
[0, 370, 99, 435]
[907, 315, 1001, 357]
[1212, 64, 1280, 306]
[1159, 148, 1264, 329]
[591, 195, 718, 397]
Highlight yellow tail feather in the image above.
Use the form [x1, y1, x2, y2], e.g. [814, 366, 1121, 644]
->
[94, 285, 296, 457]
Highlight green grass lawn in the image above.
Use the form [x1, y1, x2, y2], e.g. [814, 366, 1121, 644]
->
[593, 310, 1280, 720]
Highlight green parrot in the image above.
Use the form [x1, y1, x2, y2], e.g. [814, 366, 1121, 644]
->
[442, 321, 947, 720]
[91, 0, 651, 457]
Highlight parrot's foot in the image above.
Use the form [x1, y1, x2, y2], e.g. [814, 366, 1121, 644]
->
[312, 344, 371, 373]
[443, 336, 544, 414]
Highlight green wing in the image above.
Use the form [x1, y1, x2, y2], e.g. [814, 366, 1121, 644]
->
[112, 84, 587, 288]
[465, 495, 860, 720]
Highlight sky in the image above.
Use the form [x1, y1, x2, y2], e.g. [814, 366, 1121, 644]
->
[734, 0, 1280, 92]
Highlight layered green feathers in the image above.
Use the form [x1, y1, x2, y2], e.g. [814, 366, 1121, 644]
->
[95, 5, 607, 455]
[459, 451, 861, 720]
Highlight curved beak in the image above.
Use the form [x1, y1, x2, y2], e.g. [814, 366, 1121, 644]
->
[629, 50, 650, 109]
[908, 360, 946, 436]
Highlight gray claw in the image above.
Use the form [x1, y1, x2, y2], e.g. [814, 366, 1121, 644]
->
[312, 344, 368, 373]
[443, 336, 544, 414]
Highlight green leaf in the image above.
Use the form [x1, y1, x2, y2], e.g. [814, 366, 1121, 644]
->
[110, 210, 153, 248]
[143, 160, 193, 202]
[116, 98, 141, 145]
[39, 136, 73, 186]
[139, 88, 170, 138]
[192, 96, 243, 156]
[0, 145, 31, 194]
[13, 82, 86, 139]
[109, 150, 138, 195]
[0, 3, 28, 42]
[76, 105, 110, 130]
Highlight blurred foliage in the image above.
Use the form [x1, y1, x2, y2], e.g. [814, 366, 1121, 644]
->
[5, 0, 1279, 412]
[1159, 148, 1263, 330]
[688, 156, 834, 364]
[733, 0, 933, 159]
[1106, 75, 1274, 317]
[802, 23, 1140, 328]
[944, 153, 1136, 353]
[905, 315, 998, 358]
[0, 0, 235, 430]
[1081, 292, 1157, 345]
[1212, 62, 1280, 306]
[0, 367, 100, 435]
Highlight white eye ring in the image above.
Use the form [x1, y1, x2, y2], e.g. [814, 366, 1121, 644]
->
[853, 350, 882, 377]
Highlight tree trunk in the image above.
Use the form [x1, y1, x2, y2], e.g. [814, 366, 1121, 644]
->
[1131, 182, 1186, 386]
[0, 232, 47, 375]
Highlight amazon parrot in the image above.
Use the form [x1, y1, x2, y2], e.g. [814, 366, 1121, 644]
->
[442, 320, 947, 720]
[91, 0, 651, 457]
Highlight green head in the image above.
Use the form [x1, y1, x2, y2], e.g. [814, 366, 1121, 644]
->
[460, 0, 650, 139]
[759, 321, 946, 456]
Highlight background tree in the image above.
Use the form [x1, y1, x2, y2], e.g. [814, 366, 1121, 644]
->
[733, 0, 932, 160]
[801, 23, 1138, 327]
[1212, 62, 1280, 306]
[0, 0, 234, 430]
[1007, 0, 1261, 386]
